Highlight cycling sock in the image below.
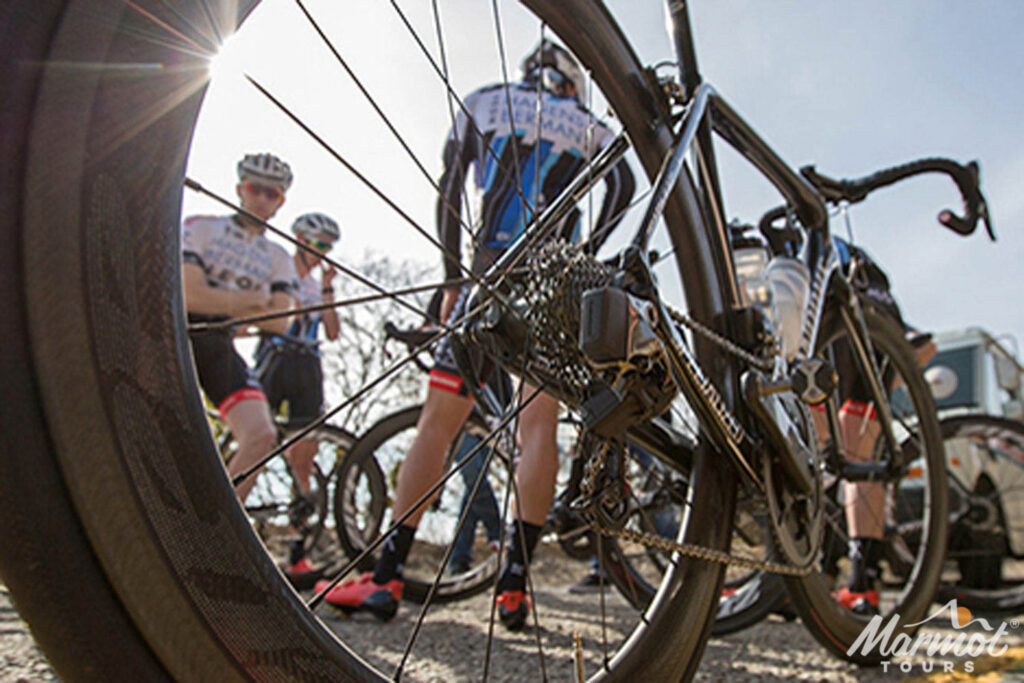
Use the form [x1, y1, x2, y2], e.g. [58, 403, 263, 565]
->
[373, 524, 416, 585]
[288, 539, 306, 567]
[497, 520, 542, 594]
[847, 537, 884, 593]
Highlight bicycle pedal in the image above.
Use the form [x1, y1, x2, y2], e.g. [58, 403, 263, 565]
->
[790, 359, 836, 406]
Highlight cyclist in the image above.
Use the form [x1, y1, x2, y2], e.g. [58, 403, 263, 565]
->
[253, 212, 341, 584]
[317, 40, 635, 629]
[182, 153, 296, 503]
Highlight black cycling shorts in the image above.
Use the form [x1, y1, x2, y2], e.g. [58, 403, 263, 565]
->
[259, 350, 325, 427]
[429, 286, 511, 400]
[188, 316, 265, 416]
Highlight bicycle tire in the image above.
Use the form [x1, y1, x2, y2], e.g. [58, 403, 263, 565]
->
[0, 0, 736, 679]
[782, 304, 949, 665]
[334, 405, 505, 604]
[935, 413, 1024, 614]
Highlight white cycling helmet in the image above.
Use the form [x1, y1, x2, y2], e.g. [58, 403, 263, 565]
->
[520, 39, 585, 103]
[237, 152, 294, 190]
[291, 212, 340, 243]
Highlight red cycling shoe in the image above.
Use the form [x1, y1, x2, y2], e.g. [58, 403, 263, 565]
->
[283, 557, 323, 590]
[314, 572, 403, 622]
[497, 590, 532, 631]
[835, 586, 880, 616]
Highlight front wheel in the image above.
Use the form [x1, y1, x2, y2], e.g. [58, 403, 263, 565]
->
[783, 303, 949, 665]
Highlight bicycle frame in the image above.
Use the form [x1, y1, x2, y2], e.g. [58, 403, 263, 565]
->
[471, 0, 903, 493]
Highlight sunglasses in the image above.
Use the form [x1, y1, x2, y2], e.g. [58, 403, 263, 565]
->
[243, 181, 283, 201]
[309, 238, 333, 254]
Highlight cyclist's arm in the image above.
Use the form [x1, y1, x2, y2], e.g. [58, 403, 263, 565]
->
[182, 262, 269, 317]
[251, 290, 293, 336]
[321, 291, 340, 341]
[436, 100, 479, 285]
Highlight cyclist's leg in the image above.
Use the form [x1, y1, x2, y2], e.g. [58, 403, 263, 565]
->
[842, 402, 884, 539]
[494, 383, 559, 629]
[393, 386, 476, 523]
[450, 432, 485, 573]
[317, 382, 474, 617]
[190, 328, 277, 503]
[283, 355, 327, 495]
[223, 398, 279, 502]
[830, 335, 887, 612]
[513, 385, 560, 526]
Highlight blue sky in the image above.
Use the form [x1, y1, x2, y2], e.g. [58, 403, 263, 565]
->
[667, 2, 1024, 349]
[186, 1, 1024, 351]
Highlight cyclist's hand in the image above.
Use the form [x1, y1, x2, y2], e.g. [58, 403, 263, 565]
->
[321, 262, 337, 288]
[440, 287, 460, 323]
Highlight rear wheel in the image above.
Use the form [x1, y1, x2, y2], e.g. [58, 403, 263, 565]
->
[0, 0, 736, 679]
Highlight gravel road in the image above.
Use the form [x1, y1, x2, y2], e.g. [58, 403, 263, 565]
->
[5, 561, 1024, 681]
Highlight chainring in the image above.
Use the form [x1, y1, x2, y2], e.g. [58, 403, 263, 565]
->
[763, 393, 825, 569]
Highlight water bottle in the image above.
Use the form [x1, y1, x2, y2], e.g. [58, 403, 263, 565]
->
[764, 256, 810, 360]
[732, 233, 773, 312]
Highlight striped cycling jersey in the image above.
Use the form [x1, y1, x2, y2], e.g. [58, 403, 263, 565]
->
[438, 80, 635, 281]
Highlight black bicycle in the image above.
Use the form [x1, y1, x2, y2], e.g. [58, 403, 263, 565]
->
[1, 0, 990, 679]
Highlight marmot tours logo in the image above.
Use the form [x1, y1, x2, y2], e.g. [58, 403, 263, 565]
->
[847, 600, 1013, 674]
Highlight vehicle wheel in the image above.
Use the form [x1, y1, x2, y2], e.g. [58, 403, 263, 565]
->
[937, 414, 1024, 614]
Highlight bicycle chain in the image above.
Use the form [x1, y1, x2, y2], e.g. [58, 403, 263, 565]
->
[579, 439, 813, 576]
[664, 304, 777, 373]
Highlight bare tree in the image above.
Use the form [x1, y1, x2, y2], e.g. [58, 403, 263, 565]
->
[320, 250, 438, 433]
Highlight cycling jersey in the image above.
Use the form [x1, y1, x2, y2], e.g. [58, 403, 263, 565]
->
[182, 213, 297, 415]
[831, 237, 909, 404]
[287, 270, 326, 340]
[833, 237, 904, 329]
[438, 81, 635, 282]
[430, 80, 635, 395]
[182, 214, 297, 302]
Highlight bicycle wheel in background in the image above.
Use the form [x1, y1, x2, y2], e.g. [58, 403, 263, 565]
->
[222, 424, 354, 574]
[782, 304, 948, 665]
[937, 414, 1024, 614]
[0, 0, 739, 679]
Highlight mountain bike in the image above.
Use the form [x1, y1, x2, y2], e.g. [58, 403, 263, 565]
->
[0, 0, 985, 679]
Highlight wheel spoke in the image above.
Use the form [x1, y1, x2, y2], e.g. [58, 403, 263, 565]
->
[294, 0, 489, 261]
